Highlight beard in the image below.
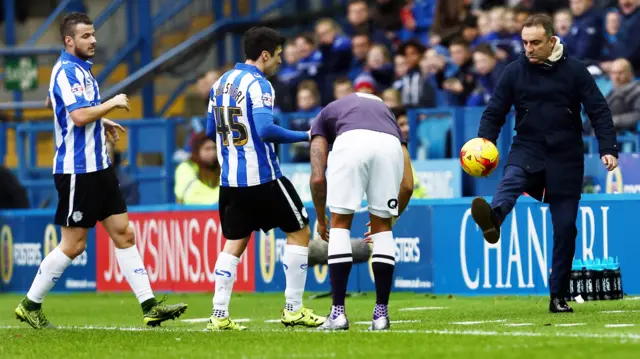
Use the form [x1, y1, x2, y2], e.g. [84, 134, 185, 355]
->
[75, 47, 95, 61]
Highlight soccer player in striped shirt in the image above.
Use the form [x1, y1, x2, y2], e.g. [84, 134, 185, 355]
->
[15, 12, 187, 329]
[205, 27, 325, 331]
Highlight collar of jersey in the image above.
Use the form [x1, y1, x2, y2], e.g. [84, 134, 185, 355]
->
[234, 62, 264, 77]
[60, 50, 93, 71]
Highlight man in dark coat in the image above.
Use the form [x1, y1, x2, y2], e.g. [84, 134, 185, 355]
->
[470, 14, 619, 313]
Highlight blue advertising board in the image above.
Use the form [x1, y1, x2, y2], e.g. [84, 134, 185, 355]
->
[430, 195, 640, 295]
[0, 209, 96, 293]
[253, 204, 434, 294]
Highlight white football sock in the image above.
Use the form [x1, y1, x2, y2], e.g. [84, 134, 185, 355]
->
[328, 228, 352, 263]
[26, 247, 72, 303]
[115, 245, 155, 303]
[283, 244, 309, 312]
[212, 252, 240, 318]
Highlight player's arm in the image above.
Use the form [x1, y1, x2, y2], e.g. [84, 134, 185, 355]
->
[309, 135, 329, 222]
[56, 66, 129, 127]
[397, 144, 414, 218]
[249, 79, 309, 143]
[478, 64, 514, 144]
[69, 94, 129, 127]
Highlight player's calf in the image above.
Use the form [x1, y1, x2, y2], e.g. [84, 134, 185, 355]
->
[368, 215, 396, 331]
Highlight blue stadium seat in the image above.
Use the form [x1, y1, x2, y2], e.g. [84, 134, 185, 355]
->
[417, 117, 451, 159]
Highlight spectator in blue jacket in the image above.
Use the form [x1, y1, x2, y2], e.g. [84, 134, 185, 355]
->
[349, 33, 371, 81]
[343, 0, 393, 50]
[565, 0, 604, 62]
[601, 9, 620, 61]
[315, 18, 353, 105]
[608, 0, 640, 76]
[466, 43, 507, 106]
[553, 9, 573, 42]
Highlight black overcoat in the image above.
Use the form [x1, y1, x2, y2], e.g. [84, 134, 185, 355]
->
[478, 44, 618, 201]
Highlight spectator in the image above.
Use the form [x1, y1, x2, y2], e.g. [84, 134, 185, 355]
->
[554, 9, 574, 40]
[397, 39, 426, 106]
[467, 43, 507, 106]
[462, 16, 480, 46]
[107, 141, 140, 206]
[295, 33, 323, 80]
[382, 88, 402, 108]
[419, 47, 447, 107]
[393, 54, 409, 83]
[513, 5, 532, 31]
[349, 33, 372, 81]
[439, 38, 476, 106]
[605, 58, 640, 132]
[272, 40, 301, 113]
[316, 18, 353, 75]
[401, 0, 438, 44]
[290, 81, 323, 162]
[333, 77, 354, 100]
[430, 0, 471, 46]
[367, 44, 396, 90]
[315, 18, 353, 104]
[565, 0, 603, 63]
[602, 9, 620, 61]
[343, 0, 392, 48]
[371, 0, 406, 34]
[174, 133, 220, 205]
[354, 72, 378, 94]
[607, 0, 640, 75]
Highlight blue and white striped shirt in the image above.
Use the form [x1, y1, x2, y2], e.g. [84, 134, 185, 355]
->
[49, 50, 109, 174]
[206, 63, 282, 187]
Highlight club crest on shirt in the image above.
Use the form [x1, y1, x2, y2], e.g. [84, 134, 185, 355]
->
[261, 93, 273, 107]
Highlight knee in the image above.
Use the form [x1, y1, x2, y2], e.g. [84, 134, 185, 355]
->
[67, 240, 87, 258]
[113, 223, 136, 249]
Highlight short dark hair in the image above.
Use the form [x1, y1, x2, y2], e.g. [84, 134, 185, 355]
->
[333, 76, 352, 87]
[296, 33, 316, 47]
[243, 26, 285, 61]
[522, 14, 554, 38]
[348, 0, 367, 6]
[449, 37, 469, 49]
[473, 43, 495, 58]
[60, 12, 93, 43]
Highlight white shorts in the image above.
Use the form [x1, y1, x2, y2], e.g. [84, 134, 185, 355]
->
[327, 129, 404, 218]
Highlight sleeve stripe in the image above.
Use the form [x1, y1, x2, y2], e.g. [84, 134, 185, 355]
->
[56, 69, 77, 106]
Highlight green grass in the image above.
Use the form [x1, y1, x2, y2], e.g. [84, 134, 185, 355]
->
[1, 292, 640, 358]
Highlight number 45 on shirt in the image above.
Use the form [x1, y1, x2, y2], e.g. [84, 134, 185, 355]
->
[212, 106, 248, 147]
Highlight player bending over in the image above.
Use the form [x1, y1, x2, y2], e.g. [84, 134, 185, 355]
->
[309, 92, 414, 331]
[205, 26, 325, 331]
[15, 12, 187, 329]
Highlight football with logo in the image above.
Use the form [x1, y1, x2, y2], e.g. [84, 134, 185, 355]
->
[459, 138, 499, 177]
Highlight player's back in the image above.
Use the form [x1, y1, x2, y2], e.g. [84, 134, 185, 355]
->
[207, 63, 281, 187]
[313, 92, 403, 145]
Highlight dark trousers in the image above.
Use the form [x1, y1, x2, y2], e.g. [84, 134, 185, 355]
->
[491, 165, 579, 296]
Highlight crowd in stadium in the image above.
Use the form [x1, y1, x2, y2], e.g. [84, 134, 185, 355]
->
[173, 0, 640, 205]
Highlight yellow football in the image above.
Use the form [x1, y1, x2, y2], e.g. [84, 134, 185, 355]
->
[459, 138, 500, 177]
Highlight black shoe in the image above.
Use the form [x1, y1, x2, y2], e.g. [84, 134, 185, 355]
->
[471, 197, 501, 244]
[549, 297, 574, 313]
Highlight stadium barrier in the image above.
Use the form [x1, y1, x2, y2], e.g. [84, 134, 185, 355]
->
[1, 194, 638, 296]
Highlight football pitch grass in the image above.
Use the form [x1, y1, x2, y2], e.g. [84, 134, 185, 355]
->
[1, 292, 640, 358]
